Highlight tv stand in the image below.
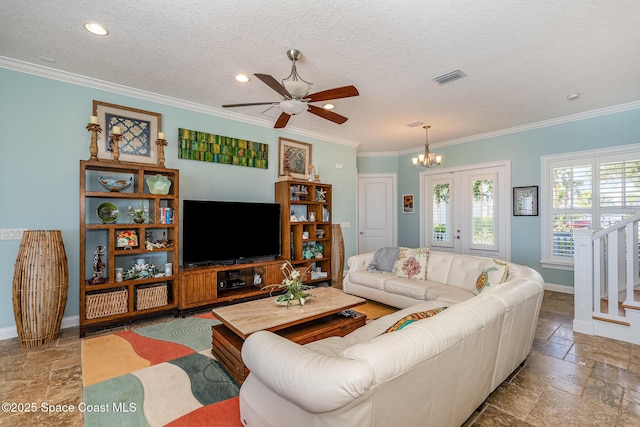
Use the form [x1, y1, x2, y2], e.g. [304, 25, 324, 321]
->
[179, 259, 284, 313]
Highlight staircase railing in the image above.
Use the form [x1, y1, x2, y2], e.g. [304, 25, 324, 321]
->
[573, 212, 640, 345]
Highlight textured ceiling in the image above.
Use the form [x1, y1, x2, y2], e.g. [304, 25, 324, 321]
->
[1, 0, 639, 153]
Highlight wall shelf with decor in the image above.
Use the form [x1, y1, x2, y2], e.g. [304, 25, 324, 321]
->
[79, 160, 180, 337]
[275, 181, 332, 285]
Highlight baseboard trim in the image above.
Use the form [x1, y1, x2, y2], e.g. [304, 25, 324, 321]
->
[0, 315, 80, 341]
[544, 283, 574, 294]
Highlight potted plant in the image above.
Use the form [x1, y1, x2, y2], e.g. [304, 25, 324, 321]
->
[313, 243, 324, 258]
[127, 201, 152, 224]
[262, 261, 315, 307]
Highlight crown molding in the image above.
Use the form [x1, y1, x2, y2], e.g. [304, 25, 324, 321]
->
[0, 56, 361, 149]
[392, 100, 640, 157]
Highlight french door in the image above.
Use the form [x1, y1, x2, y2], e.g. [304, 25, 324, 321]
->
[420, 162, 510, 260]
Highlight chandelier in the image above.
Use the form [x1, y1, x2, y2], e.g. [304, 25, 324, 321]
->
[411, 125, 442, 168]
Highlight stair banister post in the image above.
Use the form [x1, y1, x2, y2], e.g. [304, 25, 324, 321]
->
[573, 228, 595, 335]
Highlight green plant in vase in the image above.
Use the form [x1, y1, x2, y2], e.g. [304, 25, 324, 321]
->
[313, 243, 324, 258]
[262, 261, 315, 307]
[127, 201, 151, 224]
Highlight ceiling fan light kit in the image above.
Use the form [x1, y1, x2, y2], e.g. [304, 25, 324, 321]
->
[412, 125, 442, 168]
[280, 100, 308, 115]
[221, 49, 359, 129]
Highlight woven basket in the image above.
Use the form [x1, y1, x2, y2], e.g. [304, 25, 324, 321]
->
[136, 283, 168, 310]
[86, 288, 128, 319]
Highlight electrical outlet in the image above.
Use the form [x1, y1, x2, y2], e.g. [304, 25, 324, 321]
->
[341, 222, 351, 228]
[0, 228, 28, 240]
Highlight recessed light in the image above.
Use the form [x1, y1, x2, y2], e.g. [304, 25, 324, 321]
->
[235, 74, 250, 83]
[84, 22, 109, 36]
[567, 93, 580, 101]
[323, 103, 334, 110]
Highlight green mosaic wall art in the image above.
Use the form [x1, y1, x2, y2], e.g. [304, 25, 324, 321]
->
[178, 128, 268, 169]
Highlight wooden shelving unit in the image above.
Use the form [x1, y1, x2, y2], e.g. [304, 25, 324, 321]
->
[275, 180, 332, 285]
[79, 160, 180, 336]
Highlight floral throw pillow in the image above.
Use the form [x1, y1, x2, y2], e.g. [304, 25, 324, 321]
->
[384, 307, 447, 333]
[475, 259, 509, 294]
[392, 247, 429, 280]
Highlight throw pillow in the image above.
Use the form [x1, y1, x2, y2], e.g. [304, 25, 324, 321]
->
[393, 247, 429, 280]
[475, 259, 508, 294]
[384, 307, 447, 333]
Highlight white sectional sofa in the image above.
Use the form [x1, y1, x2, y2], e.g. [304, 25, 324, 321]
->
[343, 249, 529, 308]
[239, 249, 545, 426]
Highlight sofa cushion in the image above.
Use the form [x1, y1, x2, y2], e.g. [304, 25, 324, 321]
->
[393, 247, 429, 279]
[384, 277, 440, 300]
[384, 307, 447, 333]
[347, 271, 393, 290]
[425, 285, 475, 304]
[474, 259, 509, 294]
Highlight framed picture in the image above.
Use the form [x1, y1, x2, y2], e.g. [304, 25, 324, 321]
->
[279, 137, 312, 179]
[93, 100, 162, 164]
[116, 230, 139, 249]
[513, 186, 538, 216]
[403, 194, 414, 213]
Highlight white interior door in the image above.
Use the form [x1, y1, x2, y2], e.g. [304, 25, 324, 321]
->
[357, 174, 397, 253]
[421, 162, 510, 260]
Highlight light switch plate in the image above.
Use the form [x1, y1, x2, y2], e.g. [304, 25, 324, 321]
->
[0, 228, 28, 240]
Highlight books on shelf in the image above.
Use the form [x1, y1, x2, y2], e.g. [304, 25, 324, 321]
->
[159, 207, 174, 224]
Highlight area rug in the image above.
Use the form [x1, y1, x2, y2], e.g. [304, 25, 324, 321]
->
[81, 313, 243, 427]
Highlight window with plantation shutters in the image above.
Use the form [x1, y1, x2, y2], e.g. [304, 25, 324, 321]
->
[541, 145, 640, 269]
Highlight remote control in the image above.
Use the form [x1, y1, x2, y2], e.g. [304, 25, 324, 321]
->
[338, 309, 358, 318]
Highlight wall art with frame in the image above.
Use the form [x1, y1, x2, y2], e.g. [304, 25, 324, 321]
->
[403, 194, 415, 213]
[279, 137, 312, 179]
[93, 100, 162, 164]
[513, 186, 538, 216]
[177, 128, 268, 169]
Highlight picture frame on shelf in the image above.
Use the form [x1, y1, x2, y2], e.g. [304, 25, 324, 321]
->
[513, 186, 538, 216]
[279, 137, 312, 180]
[403, 194, 414, 213]
[93, 100, 162, 164]
[116, 230, 139, 249]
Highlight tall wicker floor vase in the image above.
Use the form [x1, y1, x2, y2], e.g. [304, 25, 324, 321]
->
[12, 230, 68, 348]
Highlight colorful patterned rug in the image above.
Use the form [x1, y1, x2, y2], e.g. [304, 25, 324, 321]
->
[81, 313, 243, 427]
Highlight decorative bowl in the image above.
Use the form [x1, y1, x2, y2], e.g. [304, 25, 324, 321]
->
[146, 174, 171, 195]
[96, 202, 119, 224]
[98, 176, 132, 192]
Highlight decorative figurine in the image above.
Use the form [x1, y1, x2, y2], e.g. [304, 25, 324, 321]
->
[89, 246, 106, 284]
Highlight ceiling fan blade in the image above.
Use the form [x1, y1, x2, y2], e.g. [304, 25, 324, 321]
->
[274, 112, 291, 128]
[221, 102, 278, 108]
[306, 85, 359, 102]
[255, 73, 291, 99]
[307, 104, 348, 124]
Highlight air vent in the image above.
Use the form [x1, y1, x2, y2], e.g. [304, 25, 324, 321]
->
[260, 106, 281, 118]
[434, 69, 467, 85]
[406, 121, 425, 128]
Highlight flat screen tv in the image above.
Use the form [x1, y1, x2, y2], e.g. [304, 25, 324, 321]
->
[182, 200, 281, 266]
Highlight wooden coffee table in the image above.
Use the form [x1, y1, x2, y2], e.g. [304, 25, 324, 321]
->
[211, 287, 366, 384]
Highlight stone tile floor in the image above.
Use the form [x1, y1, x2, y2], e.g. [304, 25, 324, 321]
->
[1, 291, 639, 426]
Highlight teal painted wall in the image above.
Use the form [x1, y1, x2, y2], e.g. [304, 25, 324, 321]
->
[359, 109, 640, 288]
[0, 68, 358, 331]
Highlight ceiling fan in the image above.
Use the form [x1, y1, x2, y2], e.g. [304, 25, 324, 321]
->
[222, 49, 359, 129]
